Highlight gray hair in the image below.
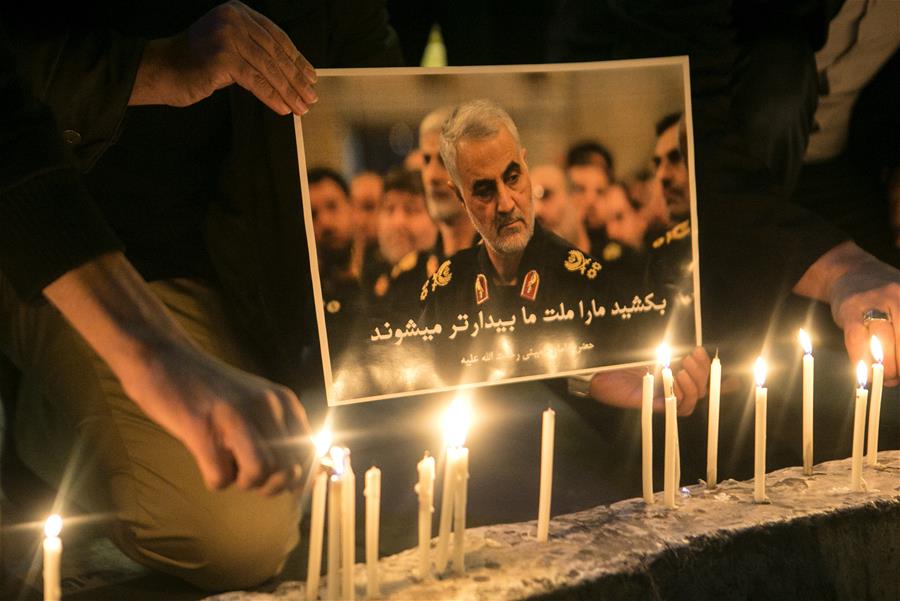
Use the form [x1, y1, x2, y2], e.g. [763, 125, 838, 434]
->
[439, 99, 522, 188]
[418, 106, 454, 140]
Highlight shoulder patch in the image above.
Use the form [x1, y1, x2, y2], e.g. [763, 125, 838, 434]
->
[326, 299, 341, 314]
[653, 219, 691, 249]
[374, 274, 390, 297]
[391, 251, 418, 279]
[420, 259, 453, 301]
[564, 249, 602, 279]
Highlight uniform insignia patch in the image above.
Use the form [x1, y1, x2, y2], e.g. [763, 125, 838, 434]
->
[564, 249, 602, 279]
[374, 274, 390, 297]
[520, 269, 539, 301]
[653, 219, 691, 249]
[393, 251, 418, 278]
[421, 259, 453, 301]
[326, 299, 341, 314]
[475, 273, 489, 305]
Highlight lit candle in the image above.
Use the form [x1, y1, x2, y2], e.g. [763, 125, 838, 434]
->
[707, 351, 721, 489]
[852, 360, 868, 491]
[364, 467, 381, 599]
[326, 447, 345, 601]
[435, 397, 471, 573]
[452, 446, 469, 575]
[867, 336, 884, 466]
[307, 429, 333, 601]
[341, 452, 356, 600]
[754, 358, 768, 503]
[537, 407, 555, 540]
[642, 370, 654, 503]
[659, 344, 679, 508]
[799, 329, 814, 476]
[43, 514, 62, 601]
[414, 453, 435, 579]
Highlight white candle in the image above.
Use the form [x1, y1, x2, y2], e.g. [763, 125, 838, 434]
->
[307, 471, 328, 601]
[754, 358, 768, 503]
[537, 407, 556, 540]
[659, 344, 679, 508]
[867, 336, 884, 466]
[852, 360, 868, 491]
[326, 448, 345, 601]
[641, 371, 654, 503]
[707, 352, 721, 489]
[414, 453, 435, 579]
[341, 454, 356, 600]
[799, 329, 814, 476]
[307, 429, 333, 601]
[435, 397, 471, 573]
[43, 514, 62, 601]
[452, 447, 469, 575]
[364, 467, 381, 599]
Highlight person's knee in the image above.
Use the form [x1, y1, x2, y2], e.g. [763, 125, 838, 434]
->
[114, 492, 300, 591]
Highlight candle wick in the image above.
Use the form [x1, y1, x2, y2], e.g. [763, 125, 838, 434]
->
[714, 347, 719, 359]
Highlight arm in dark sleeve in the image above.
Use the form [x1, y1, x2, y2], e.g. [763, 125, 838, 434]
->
[2, 11, 146, 170]
[0, 25, 122, 301]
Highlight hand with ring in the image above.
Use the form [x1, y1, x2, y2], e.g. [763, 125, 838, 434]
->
[799, 241, 900, 386]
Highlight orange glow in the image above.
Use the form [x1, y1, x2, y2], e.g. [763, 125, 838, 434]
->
[871, 336, 884, 364]
[443, 395, 472, 448]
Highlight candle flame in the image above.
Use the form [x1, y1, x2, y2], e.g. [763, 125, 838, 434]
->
[656, 343, 671, 369]
[754, 357, 767, 388]
[870, 336, 884, 364]
[312, 427, 333, 458]
[329, 445, 348, 477]
[443, 395, 472, 448]
[856, 360, 868, 389]
[44, 514, 62, 538]
[798, 329, 812, 355]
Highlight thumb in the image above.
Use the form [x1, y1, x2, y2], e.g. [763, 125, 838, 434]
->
[184, 424, 236, 490]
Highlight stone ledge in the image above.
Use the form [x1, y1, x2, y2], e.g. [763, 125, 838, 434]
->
[206, 451, 900, 600]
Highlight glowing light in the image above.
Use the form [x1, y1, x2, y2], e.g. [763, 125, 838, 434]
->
[329, 446, 348, 477]
[798, 329, 812, 355]
[443, 396, 472, 448]
[856, 360, 868, 389]
[312, 427, 333, 459]
[754, 357, 767, 388]
[657, 343, 671, 369]
[871, 336, 884, 364]
[44, 514, 62, 538]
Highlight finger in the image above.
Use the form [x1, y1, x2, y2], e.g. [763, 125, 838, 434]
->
[219, 405, 276, 489]
[184, 419, 236, 490]
[868, 318, 898, 384]
[241, 15, 317, 109]
[230, 59, 292, 115]
[681, 354, 708, 399]
[232, 38, 307, 115]
[843, 319, 871, 367]
[258, 469, 292, 497]
[675, 369, 699, 416]
[243, 4, 317, 81]
[279, 388, 313, 468]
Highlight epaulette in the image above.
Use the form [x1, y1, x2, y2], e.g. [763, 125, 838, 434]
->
[652, 219, 691, 249]
[563, 249, 602, 280]
[419, 259, 453, 301]
[390, 251, 419, 279]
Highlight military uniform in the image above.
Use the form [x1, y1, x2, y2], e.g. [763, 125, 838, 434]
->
[644, 217, 697, 350]
[417, 223, 670, 386]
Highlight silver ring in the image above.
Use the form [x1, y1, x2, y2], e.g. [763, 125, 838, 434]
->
[863, 309, 891, 327]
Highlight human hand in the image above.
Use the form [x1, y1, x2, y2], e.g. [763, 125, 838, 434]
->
[130, 0, 318, 115]
[827, 250, 900, 386]
[588, 346, 711, 416]
[124, 342, 312, 495]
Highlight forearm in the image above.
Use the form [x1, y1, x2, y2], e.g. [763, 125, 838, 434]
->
[42, 251, 190, 395]
[792, 240, 882, 304]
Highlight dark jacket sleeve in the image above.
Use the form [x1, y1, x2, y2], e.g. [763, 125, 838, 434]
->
[0, 25, 122, 301]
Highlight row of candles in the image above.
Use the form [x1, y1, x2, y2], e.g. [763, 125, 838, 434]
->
[38, 330, 889, 600]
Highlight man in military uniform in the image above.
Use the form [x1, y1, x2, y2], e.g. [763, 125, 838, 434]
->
[419, 100, 670, 386]
[645, 111, 696, 349]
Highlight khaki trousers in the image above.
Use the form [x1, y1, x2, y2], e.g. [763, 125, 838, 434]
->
[0, 274, 299, 591]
